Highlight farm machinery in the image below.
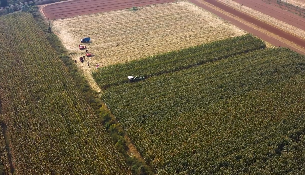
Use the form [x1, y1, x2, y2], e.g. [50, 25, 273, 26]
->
[128, 76, 145, 82]
[81, 37, 90, 43]
[86, 52, 93, 57]
[79, 44, 86, 50]
[78, 37, 93, 57]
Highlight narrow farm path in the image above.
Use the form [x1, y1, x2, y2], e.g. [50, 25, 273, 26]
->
[189, 0, 305, 55]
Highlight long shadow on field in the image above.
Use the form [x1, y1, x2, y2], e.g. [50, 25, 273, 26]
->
[93, 34, 266, 90]
[102, 46, 263, 89]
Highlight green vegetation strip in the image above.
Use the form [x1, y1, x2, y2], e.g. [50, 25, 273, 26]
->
[103, 48, 305, 174]
[93, 34, 265, 89]
[0, 13, 129, 174]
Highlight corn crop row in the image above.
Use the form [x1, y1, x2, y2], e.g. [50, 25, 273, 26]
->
[0, 12, 129, 174]
[103, 48, 305, 174]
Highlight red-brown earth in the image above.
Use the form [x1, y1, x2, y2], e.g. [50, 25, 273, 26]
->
[42, 0, 175, 20]
[189, 0, 305, 55]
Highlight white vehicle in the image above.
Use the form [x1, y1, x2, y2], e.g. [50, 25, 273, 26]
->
[128, 76, 145, 82]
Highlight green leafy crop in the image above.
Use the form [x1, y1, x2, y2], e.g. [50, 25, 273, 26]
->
[0, 12, 130, 174]
[102, 47, 305, 174]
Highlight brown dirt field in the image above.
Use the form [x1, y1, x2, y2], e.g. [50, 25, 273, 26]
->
[42, 0, 175, 20]
[189, 0, 305, 55]
[232, 0, 305, 31]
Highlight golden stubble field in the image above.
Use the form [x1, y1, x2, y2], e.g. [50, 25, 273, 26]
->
[52, 1, 245, 92]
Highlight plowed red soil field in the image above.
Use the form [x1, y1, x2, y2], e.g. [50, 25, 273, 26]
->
[190, 0, 305, 55]
[42, 0, 175, 20]
[232, 0, 305, 31]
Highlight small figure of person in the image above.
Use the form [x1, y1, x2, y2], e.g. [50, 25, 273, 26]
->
[96, 63, 99, 68]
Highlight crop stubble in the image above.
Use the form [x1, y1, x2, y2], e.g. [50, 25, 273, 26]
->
[52, 1, 245, 92]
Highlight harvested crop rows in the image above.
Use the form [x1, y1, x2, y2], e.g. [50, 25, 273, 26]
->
[52, 1, 245, 91]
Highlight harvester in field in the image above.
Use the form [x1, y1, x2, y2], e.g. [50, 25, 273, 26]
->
[128, 76, 145, 82]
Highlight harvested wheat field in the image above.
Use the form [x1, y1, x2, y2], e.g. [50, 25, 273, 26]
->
[52, 1, 245, 91]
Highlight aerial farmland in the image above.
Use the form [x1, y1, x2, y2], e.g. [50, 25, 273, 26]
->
[1, 0, 305, 174]
[51, 1, 245, 92]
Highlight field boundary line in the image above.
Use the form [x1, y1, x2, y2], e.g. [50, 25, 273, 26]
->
[194, 0, 305, 54]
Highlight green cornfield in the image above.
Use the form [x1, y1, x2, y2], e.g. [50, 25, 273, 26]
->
[0, 12, 130, 174]
[102, 47, 305, 174]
